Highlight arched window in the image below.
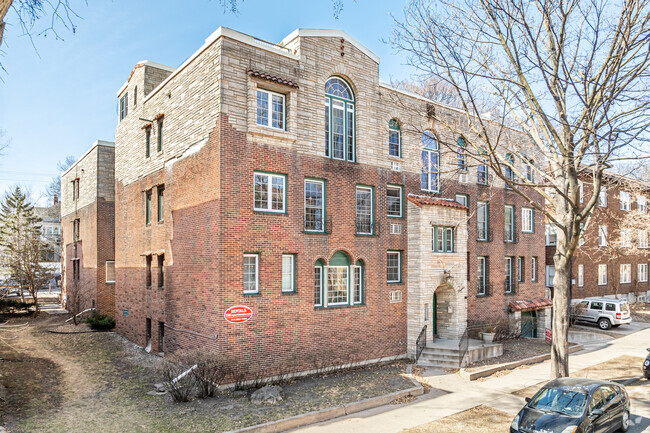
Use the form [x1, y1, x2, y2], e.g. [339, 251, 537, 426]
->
[421, 131, 440, 192]
[456, 136, 467, 172]
[389, 119, 401, 158]
[525, 159, 535, 182]
[477, 148, 489, 185]
[505, 153, 515, 189]
[325, 77, 355, 161]
[314, 259, 324, 307]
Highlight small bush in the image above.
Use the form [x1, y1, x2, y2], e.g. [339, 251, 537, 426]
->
[159, 357, 196, 403]
[86, 314, 115, 330]
[181, 350, 228, 399]
[0, 299, 31, 312]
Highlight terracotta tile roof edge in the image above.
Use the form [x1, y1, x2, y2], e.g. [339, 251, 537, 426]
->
[247, 68, 299, 89]
[407, 194, 468, 210]
[153, 112, 165, 121]
[141, 122, 152, 129]
[508, 298, 553, 312]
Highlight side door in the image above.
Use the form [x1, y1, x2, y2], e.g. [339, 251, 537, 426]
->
[602, 385, 624, 432]
[587, 301, 603, 323]
[588, 388, 608, 433]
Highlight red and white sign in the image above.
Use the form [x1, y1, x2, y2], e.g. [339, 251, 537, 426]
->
[224, 305, 253, 323]
[545, 328, 552, 343]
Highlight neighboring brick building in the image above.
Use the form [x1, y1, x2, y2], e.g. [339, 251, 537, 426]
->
[111, 27, 548, 378]
[546, 175, 650, 304]
[61, 140, 116, 317]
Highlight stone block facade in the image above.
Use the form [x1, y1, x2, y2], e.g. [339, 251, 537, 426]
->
[61, 141, 116, 317]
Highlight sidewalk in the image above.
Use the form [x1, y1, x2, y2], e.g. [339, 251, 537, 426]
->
[292, 327, 650, 432]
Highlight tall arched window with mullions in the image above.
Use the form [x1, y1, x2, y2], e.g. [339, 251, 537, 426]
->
[421, 131, 440, 192]
[325, 77, 355, 161]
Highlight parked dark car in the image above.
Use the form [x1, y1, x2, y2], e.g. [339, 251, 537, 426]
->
[511, 378, 630, 433]
[644, 348, 650, 379]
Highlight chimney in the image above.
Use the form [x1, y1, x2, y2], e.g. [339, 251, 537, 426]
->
[53, 195, 59, 205]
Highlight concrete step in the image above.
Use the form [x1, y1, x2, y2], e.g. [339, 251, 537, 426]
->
[417, 359, 461, 368]
[419, 352, 462, 361]
[422, 347, 462, 356]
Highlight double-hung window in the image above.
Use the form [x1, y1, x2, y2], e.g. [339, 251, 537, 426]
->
[525, 160, 534, 182]
[421, 131, 440, 192]
[314, 262, 324, 307]
[518, 257, 524, 282]
[145, 190, 152, 225]
[157, 186, 164, 223]
[478, 257, 488, 295]
[639, 230, 648, 249]
[432, 226, 455, 252]
[388, 119, 401, 158]
[477, 201, 489, 241]
[457, 137, 467, 172]
[325, 77, 355, 161]
[598, 225, 608, 247]
[356, 186, 374, 235]
[157, 120, 163, 152]
[158, 254, 165, 289]
[522, 208, 534, 233]
[532, 257, 537, 282]
[599, 187, 607, 207]
[387, 185, 403, 218]
[256, 89, 285, 130]
[504, 205, 515, 242]
[504, 153, 515, 188]
[620, 264, 631, 284]
[282, 254, 295, 293]
[477, 150, 489, 185]
[621, 229, 631, 248]
[304, 179, 325, 232]
[639, 264, 648, 282]
[254, 172, 286, 213]
[316, 253, 364, 307]
[455, 194, 469, 208]
[119, 92, 128, 121]
[387, 251, 402, 283]
[578, 264, 584, 287]
[546, 224, 557, 246]
[243, 254, 259, 294]
[638, 196, 647, 213]
[620, 191, 631, 211]
[598, 264, 607, 285]
[505, 257, 514, 293]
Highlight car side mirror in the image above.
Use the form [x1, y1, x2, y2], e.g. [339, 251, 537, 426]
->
[646, 348, 650, 352]
[525, 397, 531, 403]
[591, 409, 604, 417]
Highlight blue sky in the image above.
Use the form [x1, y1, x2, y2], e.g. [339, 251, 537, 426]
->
[0, 0, 414, 204]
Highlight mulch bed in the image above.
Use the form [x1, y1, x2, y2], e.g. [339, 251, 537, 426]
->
[464, 339, 553, 372]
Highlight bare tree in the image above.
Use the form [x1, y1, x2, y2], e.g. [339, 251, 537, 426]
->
[393, 0, 650, 377]
[44, 155, 75, 201]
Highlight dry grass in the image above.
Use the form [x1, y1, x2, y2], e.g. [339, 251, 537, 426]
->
[402, 405, 511, 433]
[513, 355, 645, 399]
[631, 303, 650, 323]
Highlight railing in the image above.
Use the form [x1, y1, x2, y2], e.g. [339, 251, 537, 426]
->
[458, 327, 469, 367]
[356, 218, 379, 236]
[303, 215, 332, 234]
[415, 325, 427, 363]
[477, 282, 492, 297]
[504, 280, 518, 295]
[477, 227, 492, 242]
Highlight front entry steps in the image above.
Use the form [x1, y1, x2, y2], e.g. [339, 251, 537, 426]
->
[417, 338, 503, 368]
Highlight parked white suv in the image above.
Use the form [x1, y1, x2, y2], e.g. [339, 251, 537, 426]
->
[571, 297, 632, 330]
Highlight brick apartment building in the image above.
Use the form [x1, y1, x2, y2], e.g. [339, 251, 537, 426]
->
[546, 175, 650, 304]
[61, 140, 116, 317]
[105, 27, 549, 377]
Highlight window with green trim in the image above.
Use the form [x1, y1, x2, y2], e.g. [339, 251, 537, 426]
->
[387, 251, 402, 283]
[477, 201, 489, 241]
[324, 77, 355, 161]
[504, 205, 515, 242]
[314, 260, 324, 306]
[282, 254, 295, 292]
[389, 119, 401, 158]
[504, 153, 515, 188]
[145, 190, 152, 225]
[356, 186, 374, 234]
[353, 260, 364, 305]
[432, 226, 455, 253]
[305, 179, 325, 232]
[244, 254, 259, 294]
[145, 128, 151, 158]
[254, 172, 286, 213]
[518, 256, 524, 282]
[522, 207, 534, 233]
[316, 253, 364, 308]
[421, 131, 440, 192]
[157, 120, 163, 152]
[505, 257, 514, 293]
[119, 92, 128, 121]
[257, 89, 285, 130]
[157, 186, 164, 223]
[457, 136, 467, 171]
[387, 185, 403, 218]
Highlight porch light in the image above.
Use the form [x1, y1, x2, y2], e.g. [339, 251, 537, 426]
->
[443, 270, 454, 289]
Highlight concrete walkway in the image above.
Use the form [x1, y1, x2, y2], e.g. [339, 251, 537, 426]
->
[292, 327, 650, 433]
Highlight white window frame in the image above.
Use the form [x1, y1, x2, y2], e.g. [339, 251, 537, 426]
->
[599, 187, 607, 207]
[578, 264, 584, 287]
[106, 260, 116, 284]
[388, 123, 401, 158]
[532, 257, 537, 282]
[356, 186, 374, 235]
[505, 257, 514, 293]
[477, 201, 489, 241]
[598, 225, 608, 247]
[387, 251, 402, 283]
[282, 254, 295, 293]
[638, 196, 647, 213]
[505, 205, 515, 242]
[620, 264, 631, 284]
[522, 207, 534, 233]
[478, 256, 488, 295]
[304, 179, 325, 232]
[314, 265, 323, 307]
[324, 266, 349, 306]
[243, 254, 259, 294]
[620, 191, 631, 211]
[455, 194, 468, 208]
[639, 230, 648, 249]
[545, 223, 557, 246]
[352, 265, 363, 305]
[579, 223, 585, 246]
[598, 264, 607, 285]
[253, 172, 286, 213]
[256, 89, 285, 130]
[620, 229, 631, 248]
[638, 264, 648, 283]
[387, 185, 403, 218]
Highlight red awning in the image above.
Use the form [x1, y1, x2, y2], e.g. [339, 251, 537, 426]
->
[509, 298, 553, 313]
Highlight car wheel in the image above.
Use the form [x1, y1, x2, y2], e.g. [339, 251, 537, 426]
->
[619, 410, 630, 432]
[598, 318, 611, 330]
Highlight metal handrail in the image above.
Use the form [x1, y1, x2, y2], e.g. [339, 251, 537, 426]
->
[415, 325, 427, 362]
[458, 327, 469, 367]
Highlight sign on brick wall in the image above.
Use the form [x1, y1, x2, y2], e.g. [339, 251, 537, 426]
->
[224, 305, 253, 323]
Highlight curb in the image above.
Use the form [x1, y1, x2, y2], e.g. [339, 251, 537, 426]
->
[459, 344, 585, 381]
[225, 367, 424, 433]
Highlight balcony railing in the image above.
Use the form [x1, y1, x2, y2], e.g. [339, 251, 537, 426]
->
[477, 227, 492, 242]
[504, 279, 518, 294]
[504, 226, 517, 243]
[303, 215, 332, 234]
[356, 218, 378, 236]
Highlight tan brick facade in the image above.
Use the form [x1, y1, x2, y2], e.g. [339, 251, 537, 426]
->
[111, 27, 548, 377]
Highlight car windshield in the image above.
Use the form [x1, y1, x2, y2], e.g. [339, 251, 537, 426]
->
[528, 388, 588, 416]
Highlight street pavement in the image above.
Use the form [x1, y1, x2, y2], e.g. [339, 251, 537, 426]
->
[293, 326, 650, 433]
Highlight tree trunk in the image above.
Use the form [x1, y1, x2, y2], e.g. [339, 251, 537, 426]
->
[551, 243, 571, 378]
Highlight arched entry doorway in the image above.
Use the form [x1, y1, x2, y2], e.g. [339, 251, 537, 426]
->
[432, 282, 463, 340]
